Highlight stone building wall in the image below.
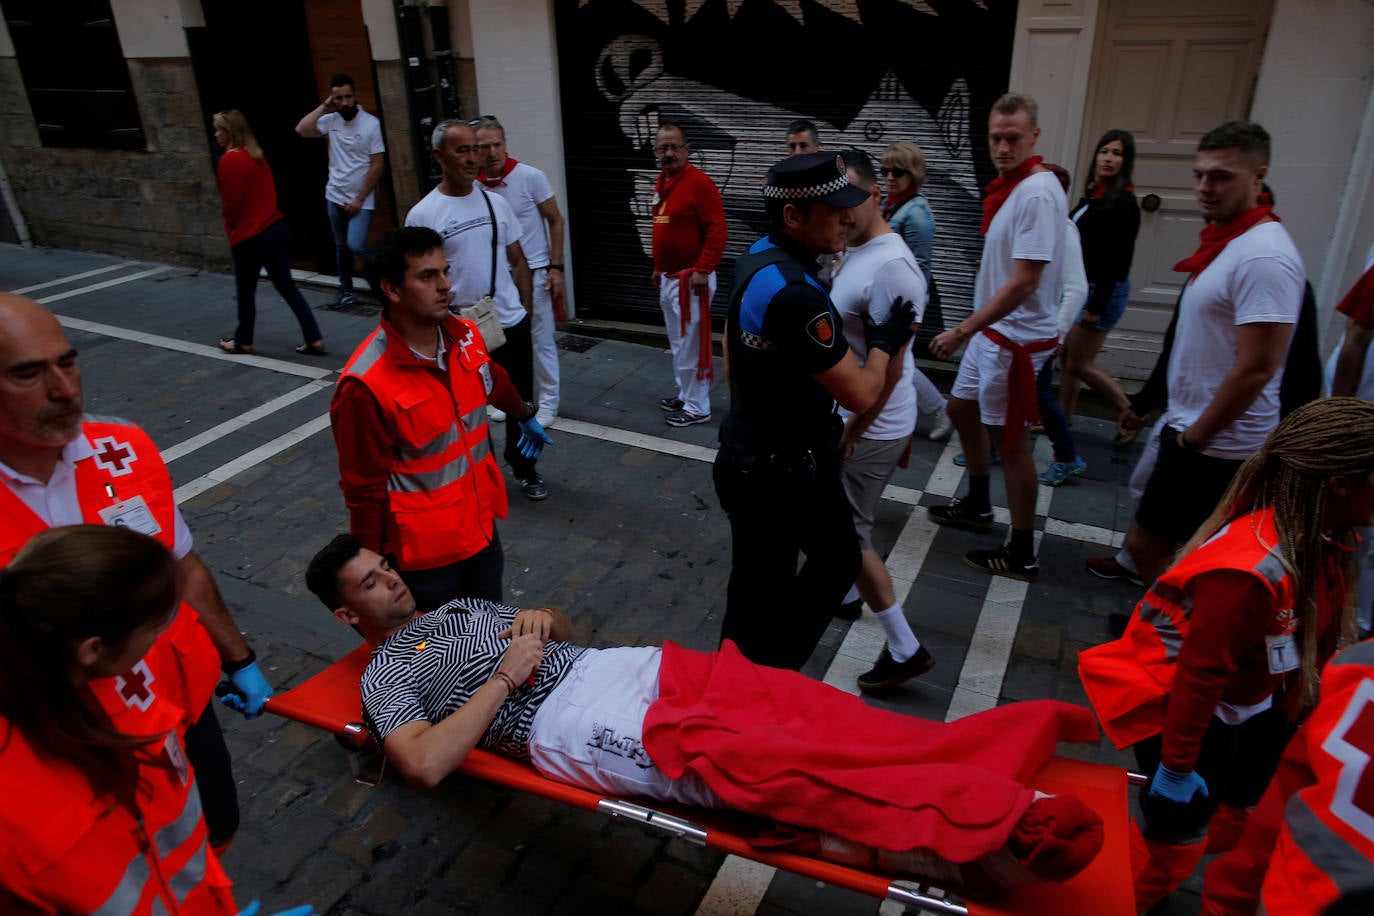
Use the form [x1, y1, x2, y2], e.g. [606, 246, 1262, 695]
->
[0, 57, 229, 267]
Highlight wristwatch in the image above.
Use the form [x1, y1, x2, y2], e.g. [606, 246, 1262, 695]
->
[546, 264, 564, 272]
[953, 325, 967, 339]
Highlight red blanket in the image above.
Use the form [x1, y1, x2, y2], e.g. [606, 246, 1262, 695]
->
[643, 641, 1101, 865]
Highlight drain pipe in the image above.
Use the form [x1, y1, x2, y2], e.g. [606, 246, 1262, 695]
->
[0, 152, 31, 246]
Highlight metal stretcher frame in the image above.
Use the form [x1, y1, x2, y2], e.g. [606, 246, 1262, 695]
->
[263, 645, 1135, 915]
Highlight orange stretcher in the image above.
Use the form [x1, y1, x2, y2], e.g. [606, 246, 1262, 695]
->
[264, 645, 1135, 915]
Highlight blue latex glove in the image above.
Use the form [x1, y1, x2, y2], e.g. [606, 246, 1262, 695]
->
[221, 660, 273, 719]
[1148, 763, 1209, 805]
[516, 414, 554, 460]
[237, 902, 317, 916]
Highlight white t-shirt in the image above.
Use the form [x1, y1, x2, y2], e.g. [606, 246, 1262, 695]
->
[0, 432, 193, 559]
[485, 162, 556, 269]
[830, 232, 925, 440]
[977, 170, 1065, 343]
[1057, 220, 1089, 339]
[317, 108, 385, 209]
[405, 186, 527, 328]
[1164, 221, 1304, 458]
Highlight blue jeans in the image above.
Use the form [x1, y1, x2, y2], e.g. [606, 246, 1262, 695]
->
[229, 220, 323, 346]
[1036, 355, 1077, 462]
[325, 202, 374, 292]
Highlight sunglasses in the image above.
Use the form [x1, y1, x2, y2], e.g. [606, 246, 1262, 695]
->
[879, 166, 909, 177]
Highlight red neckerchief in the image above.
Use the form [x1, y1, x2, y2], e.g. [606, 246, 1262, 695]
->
[981, 156, 1044, 235]
[881, 184, 917, 221]
[478, 156, 519, 188]
[1173, 205, 1279, 282]
[1087, 180, 1133, 200]
[1336, 263, 1374, 328]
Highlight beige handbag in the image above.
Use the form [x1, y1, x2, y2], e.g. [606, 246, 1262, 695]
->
[457, 190, 507, 350]
[459, 296, 505, 350]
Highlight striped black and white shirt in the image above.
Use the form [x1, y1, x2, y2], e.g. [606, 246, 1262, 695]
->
[360, 598, 587, 760]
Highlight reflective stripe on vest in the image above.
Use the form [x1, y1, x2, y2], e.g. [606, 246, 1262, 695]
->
[389, 435, 491, 494]
[1283, 793, 1373, 898]
[1138, 581, 1190, 660]
[92, 778, 205, 915]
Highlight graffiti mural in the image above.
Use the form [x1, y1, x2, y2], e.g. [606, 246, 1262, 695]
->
[556, 0, 1018, 323]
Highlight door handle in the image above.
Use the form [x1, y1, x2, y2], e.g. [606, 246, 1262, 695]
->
[1141, 193, 1161, 213]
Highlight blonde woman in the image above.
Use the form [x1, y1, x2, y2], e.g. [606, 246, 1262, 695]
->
[880, 141, 950, 440]
[212, 109, 325, 356]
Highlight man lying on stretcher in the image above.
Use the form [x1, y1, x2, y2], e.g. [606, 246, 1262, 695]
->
[306, 534, 1106, 896]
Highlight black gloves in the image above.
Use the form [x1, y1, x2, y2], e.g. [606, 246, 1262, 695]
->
[863, 297, 917, 357]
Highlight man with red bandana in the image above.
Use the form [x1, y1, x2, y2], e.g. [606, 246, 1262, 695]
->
[927, 91, 1065, 581]
[649, 122, 727, 428]
[1119, 121, 1302, 586]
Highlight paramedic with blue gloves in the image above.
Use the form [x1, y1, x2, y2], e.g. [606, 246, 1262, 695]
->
[331, 227, 552, 614]
[0, 292, 268, 848]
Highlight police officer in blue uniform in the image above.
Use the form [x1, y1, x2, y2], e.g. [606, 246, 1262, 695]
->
[714, 152, 917, 670]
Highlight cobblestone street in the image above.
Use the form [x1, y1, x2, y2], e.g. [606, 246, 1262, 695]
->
[1, 243, 1202, 915]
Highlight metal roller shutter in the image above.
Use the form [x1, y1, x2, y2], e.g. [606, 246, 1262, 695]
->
[555, 0, 1019, 328]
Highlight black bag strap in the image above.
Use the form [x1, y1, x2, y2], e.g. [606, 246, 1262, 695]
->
[479, 189, 498, 298]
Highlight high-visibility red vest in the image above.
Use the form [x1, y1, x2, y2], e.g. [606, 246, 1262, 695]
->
[339, 315, 509, 571]
[0, 649, 237, 913]
[0, 419, 220, 716]
[1258, 640, 1374, 915]
[1079, 508, 1321, 749]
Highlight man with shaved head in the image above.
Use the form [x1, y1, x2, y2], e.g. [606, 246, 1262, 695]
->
[0, 293, 272, 847]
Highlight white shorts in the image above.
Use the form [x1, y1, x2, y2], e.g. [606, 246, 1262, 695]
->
[949, 332, 1053, 427]
[527, 646, 724, 808]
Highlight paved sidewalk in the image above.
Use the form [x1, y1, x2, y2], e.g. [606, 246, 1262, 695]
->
[1, 244, 1203, 915]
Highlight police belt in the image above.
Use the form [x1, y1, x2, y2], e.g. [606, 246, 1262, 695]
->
[718, 445, 836, 477]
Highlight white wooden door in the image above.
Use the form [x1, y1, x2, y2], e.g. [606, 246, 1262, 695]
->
[1076, 0, 1273, 378]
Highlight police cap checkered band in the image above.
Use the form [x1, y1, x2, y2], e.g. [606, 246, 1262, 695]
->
[763, 152, 868, 208]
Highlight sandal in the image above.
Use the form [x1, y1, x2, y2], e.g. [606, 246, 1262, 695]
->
[295, 342, 327, 356]
[218, 337, 253, 354]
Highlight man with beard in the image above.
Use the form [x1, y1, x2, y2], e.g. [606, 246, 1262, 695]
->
[296, 73, 387, 309]
[0, 293, 273, 849]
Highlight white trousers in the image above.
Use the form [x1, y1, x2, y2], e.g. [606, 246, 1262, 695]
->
[911, 368, 945, 419]
[658, 272, 716, 417]
[527, 647, 724, 807]
[531, 269, 560, 415]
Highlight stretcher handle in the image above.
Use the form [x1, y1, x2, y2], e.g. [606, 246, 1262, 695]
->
[597, 799, 709, 845]
[885, 881, 970, 914]
[1127, 771, 1148, 786]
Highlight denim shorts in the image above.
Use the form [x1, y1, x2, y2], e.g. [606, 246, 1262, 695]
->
[1078, 280, 1130, 330]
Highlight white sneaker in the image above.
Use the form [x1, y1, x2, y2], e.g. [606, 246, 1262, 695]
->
[488, 406, 507, 423]
[926, 406, 953, 441]
[535, 408, 557, 429]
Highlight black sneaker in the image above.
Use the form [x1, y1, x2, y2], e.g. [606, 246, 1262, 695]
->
[835, 598, 863, 621]
[928, 499, 994, 531]
[658, 397, 685, 412]
[965, 545, 1038, 581]
[857, 646, 935, 692]
[518, 475, 549, 501]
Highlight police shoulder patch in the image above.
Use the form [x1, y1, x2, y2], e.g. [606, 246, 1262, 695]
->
[805, 312, 837, 348]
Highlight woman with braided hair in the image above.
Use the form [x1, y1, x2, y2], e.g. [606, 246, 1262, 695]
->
[1079, 397, 1374, 912]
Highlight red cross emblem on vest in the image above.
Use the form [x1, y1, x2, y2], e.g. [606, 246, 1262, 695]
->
[92, 436, 137, 477]
[116, 660, 156, 712]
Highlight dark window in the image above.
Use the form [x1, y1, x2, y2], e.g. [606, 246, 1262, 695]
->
[1, 0, 146, 150]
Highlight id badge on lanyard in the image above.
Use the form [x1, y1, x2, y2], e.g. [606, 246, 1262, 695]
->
[97, 485, 162, 537]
